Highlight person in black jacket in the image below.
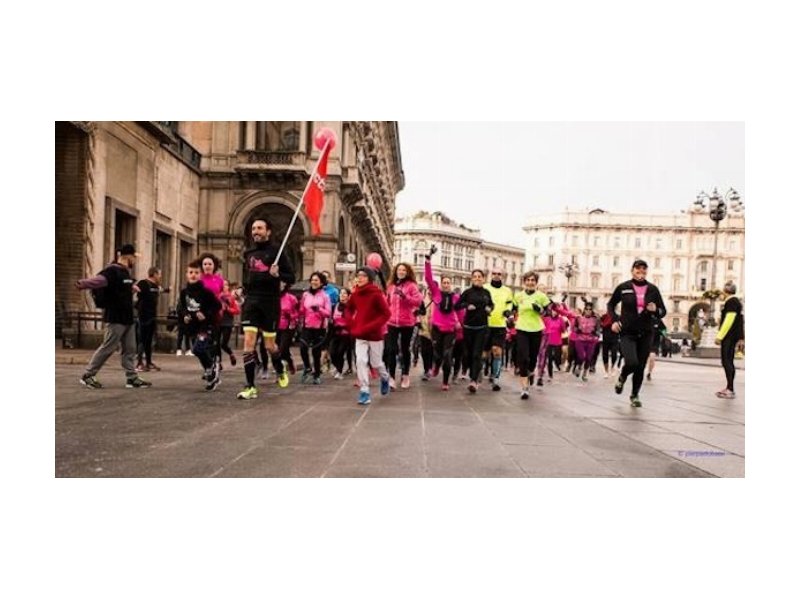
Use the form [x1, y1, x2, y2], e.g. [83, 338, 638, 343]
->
[135, 267, 169, 372]
[237, 218, 296, 400]
[76, 244, 152, 389]
[178, 260, 223, 391]
[454, 269, 494, 393]
[606, 259, 667, 407]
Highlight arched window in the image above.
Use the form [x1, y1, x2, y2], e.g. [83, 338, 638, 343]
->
[255, 122, 301, 151]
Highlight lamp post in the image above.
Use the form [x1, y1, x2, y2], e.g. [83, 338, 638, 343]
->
[693, 187, 742, 326]
[558, 260, 580, 307]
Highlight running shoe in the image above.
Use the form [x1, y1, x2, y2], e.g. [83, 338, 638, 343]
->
[468, 381, 477, 394]
[646, 373, 652, 381]
[441, 384, 450, 392]
[185, 350, 194, 356]
[205, 370, 221, 391]
[358, 390, 371, 405]
[432, 366, 440, 378]
[135, 362, 145, 372]
[301, 369, 312, 384]
[380, 377, 391, 395]
[492, 383, 501, 392]
[630, 395, 642, 408]
[278, 370, 290, 388]
[79, 374, 103, 389]
[312, 376, 322, 385]
[333, 371, 343, 380]
[421, 371, 430, 382]
[126, 376, 152, 388]
[521, 390, 530, 400]
[146, 363, 161, 371]
[389, 377, 397, 390]
[716, 389, 736, 399]
[401, 375, 411, 389]
[237, 386, 258, 400]
[536, 378, 544, 387]
[230, 354, 237, 366]
[615, 375, 626, 395]
[175, 350, 183, 356]
[581, 372, 588, 382]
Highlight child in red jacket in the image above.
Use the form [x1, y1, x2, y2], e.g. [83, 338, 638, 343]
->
[347, 266, 392, 405]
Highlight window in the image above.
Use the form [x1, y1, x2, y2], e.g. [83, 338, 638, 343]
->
[655, 238, 662, 249]
[674, 258, 681, 269]
[613, 256, 619, 267]
[614, 237, 620, 248]
[699, 261, 708, 273]
[548, 254, 554, 266]
[612, 276, 620, 287]
[255, 121, 300, 151]
[549, 236, 554, 247]
[672, 317, 680, 330]
[534, 238, 539, 248]
[594, 236, 600, 247]
[635, 237, 641, 249]
[532, 255, 537, 266]
[673, 276, 681, 292]
[546, 275, 553, 288]
[673, 300, 681, 313]
[654, 257, 661, 268]
[676, 239, 683, 249]
[591, 274, 599, 288]
[442, 256, 450, 268]
[729, 239, 737, 251]
[727, 259, 735, 270]
[572, 235, 578, 246]
[592, 255, 599, 267]
[700, 278, 707, 291]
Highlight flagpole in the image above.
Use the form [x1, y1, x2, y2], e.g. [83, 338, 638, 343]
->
[274, 138, 331, 265]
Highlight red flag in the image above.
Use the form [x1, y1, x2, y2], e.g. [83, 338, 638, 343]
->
[303, 143, 331, 236]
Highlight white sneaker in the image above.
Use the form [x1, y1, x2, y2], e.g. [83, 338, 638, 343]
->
[401, 375, 411, 389]
[186, 350, 194, 356]
[389, 377, 397, 390]
[333, 371, 343, 380]
[176, 350, 183, 356]
[603, 372, 609, 379]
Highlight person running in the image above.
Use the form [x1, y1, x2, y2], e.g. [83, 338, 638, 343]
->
[276, 280, 300, 376]
[423, 247, 462, 391]
[715, 280, 745, 399]
[135, 266, 169, 372]
[330, 287, 353, 379]
[416, 292, 435, 381]
[320, 270, 340, 374]
[219, 280, 240, 367]
[607, 259, 667, 407]
[347, 266, 392, 405]
[384, 262, 423, 390]
[512, 272, 550, 399]
[76, 244, 151, 389]
[455, 270, 494, 394]
[177, 260, 223, 391]
[646, 318, 667, 381]
[600, 310, 620, 379]
[237, 218, 295, 400]
[504, 316, 517, 372]
[543, 303, 567, 381]
[573, 303, 601, 382]
[483, 268, 514, 391]
[198, 253, 225, 368]
[298, 272, 332, 384]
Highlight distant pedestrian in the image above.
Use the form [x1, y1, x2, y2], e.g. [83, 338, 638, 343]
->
[135, 266, 169, 372]
[714, 281, 745, 399]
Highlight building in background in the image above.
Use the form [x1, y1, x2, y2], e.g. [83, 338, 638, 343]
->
[55, 121, 404, 339]
[522, 207, 745, 331]
[393, 211, 525, 292]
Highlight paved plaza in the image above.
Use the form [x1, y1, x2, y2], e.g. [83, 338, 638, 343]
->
[55, 350, 744, 478]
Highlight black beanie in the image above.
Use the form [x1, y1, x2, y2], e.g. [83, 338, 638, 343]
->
[358, 266, 377, 282]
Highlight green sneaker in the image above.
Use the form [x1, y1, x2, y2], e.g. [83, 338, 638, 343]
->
[277, 369, 290, 389]
[630, 395, 642, 408]
[126, 376, 152, 388]
[615, 375, 626, 395]
[80, 374, 103, 389]
[237, 386, 258, 400]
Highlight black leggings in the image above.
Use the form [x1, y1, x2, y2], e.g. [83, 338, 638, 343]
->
[419, 336, 434, 373]
[385, 325, 415, 380]
[602, 338, 619, 369]
[300, 328, 326, 377]
[220, 325, 234, 357]
[515, 330, 543, 378]
[431, 327, 456, 384]
[619, 331, 653, 397]
[547, 344, 561, 378]
[463, 327, 489, 382]
[176, 326, 194, 352]
[277, 329, 296, 371]
[137, 318, 157, 364]
[330, 334, 352, 373]
[721, 337, 737, 391]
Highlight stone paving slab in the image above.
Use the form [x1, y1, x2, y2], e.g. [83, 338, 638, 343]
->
[55, 350, 745, 477]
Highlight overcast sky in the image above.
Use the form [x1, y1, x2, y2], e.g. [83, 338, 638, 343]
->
[395, 122, 744, 248]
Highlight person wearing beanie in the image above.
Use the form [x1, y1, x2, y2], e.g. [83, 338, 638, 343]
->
[347, 266, 392, 405]
[384, 262, 423, 390]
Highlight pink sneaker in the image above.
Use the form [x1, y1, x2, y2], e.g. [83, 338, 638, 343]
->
[401, 375, 411, 389]
[441, 384, 450, 392]
[716, 389, 736, 399]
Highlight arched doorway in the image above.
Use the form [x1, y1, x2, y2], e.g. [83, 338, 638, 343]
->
[243, 202, 305, 283]
[688, 302, 711, 328]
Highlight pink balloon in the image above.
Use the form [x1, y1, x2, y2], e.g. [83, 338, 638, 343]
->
[314, 127, 337, 151]
[366, 253, 383, 269]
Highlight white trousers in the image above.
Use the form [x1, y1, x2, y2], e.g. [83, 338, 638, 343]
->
[355, 339, 389, 390]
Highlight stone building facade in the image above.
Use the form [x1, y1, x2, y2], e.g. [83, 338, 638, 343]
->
[55, 121, 403, 337]
[393, 211, 526, 292]
[523, 208, 745, 331]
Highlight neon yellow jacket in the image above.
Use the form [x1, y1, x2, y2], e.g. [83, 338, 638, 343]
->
[487, 284, 514, 328]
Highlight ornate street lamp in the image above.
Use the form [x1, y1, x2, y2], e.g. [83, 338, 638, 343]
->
[558, 260, 580, 306]
[694, 187, 742, 326]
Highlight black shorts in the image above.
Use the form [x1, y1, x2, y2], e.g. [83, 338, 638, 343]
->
[486, 327, 507, 350]
[241, 297, 280, 336]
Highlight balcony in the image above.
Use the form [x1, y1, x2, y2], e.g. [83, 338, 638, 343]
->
[235, 150, 307, 171]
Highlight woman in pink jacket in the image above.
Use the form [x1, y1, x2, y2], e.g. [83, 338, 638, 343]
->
[298, 272, 332, 384]
[277, 281, 300, 376]
[384, 262, 423, 389]
[199, 252, 225, 367]
[424, 249, 461, 391]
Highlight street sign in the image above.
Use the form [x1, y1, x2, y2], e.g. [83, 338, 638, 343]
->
[335, 262, 357, 272]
